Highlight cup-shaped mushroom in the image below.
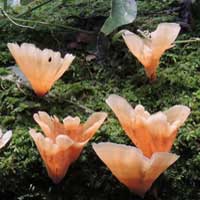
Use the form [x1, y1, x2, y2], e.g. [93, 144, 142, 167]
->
[93, 142, 179, 197]
[106, 94, 190, 158]
[30, 111, 107, 183]
[7, 43, 75, 96]
[0, 129, 12, 149]
[122, 23, 181, 80]
[30, 130, 82, 183]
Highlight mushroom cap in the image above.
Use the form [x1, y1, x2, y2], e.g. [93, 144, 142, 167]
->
[106, 94, 190, 157]
[122, 23, 181, 80]
[93, 142, 179, 197]
[33, 111, 107, 144]
[150, 23, 181, 58]
[30, 111, 107, 183]
[30, 129, 77, 183]
[7, 43, 75, 96]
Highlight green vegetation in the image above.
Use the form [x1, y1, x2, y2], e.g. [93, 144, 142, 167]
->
[0, 0, 200, 199]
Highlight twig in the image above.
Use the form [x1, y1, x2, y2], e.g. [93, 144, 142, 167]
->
[48, 92, 94, 113]
[0, 0, 55, 27]
[65, 99, 95, 113]
[1, 9, 33, 29]
[12, 16, 94, 34]
[0, 0, 94, 34]
[175, 38, 200, 44]
[0, 8, 95, 34]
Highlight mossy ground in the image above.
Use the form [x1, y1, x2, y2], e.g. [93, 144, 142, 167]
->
[0, 0, 200, 199]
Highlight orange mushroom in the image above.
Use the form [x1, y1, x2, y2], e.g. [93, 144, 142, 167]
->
[30, 111, 107, 183]
[0, 129, 12, 149]
[106, 94, 190, 158]
[7, 43, 75, 96]
[93, 142, 179, 197]
[122, 23, 181, 80]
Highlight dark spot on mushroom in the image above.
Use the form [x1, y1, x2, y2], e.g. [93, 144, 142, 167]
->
[48, 57, 52, 62]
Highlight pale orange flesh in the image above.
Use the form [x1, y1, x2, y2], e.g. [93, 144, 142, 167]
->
[122, 23, 181, 80]
[93, 142, 179, 197]
[106, 94, 190, 158]
[30, 112, 107, 183]
[7, 43, 75, 96]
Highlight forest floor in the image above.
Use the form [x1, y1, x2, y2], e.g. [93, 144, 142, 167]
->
[0, 0, 200, 199]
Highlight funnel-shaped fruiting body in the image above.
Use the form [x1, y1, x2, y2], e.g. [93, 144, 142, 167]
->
[93, 142, 179, 197]
[106, 94, 190, 158]
[122, 23, 181, 80]
[0, 129, 12, 149]
[30, 111, 107, 183]
[7, 43, 75, 96]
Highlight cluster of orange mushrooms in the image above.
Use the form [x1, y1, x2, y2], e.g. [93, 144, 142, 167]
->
[0, 22, 191, 197]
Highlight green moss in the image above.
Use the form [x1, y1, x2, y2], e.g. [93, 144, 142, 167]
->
[0, 0, 200, 199]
